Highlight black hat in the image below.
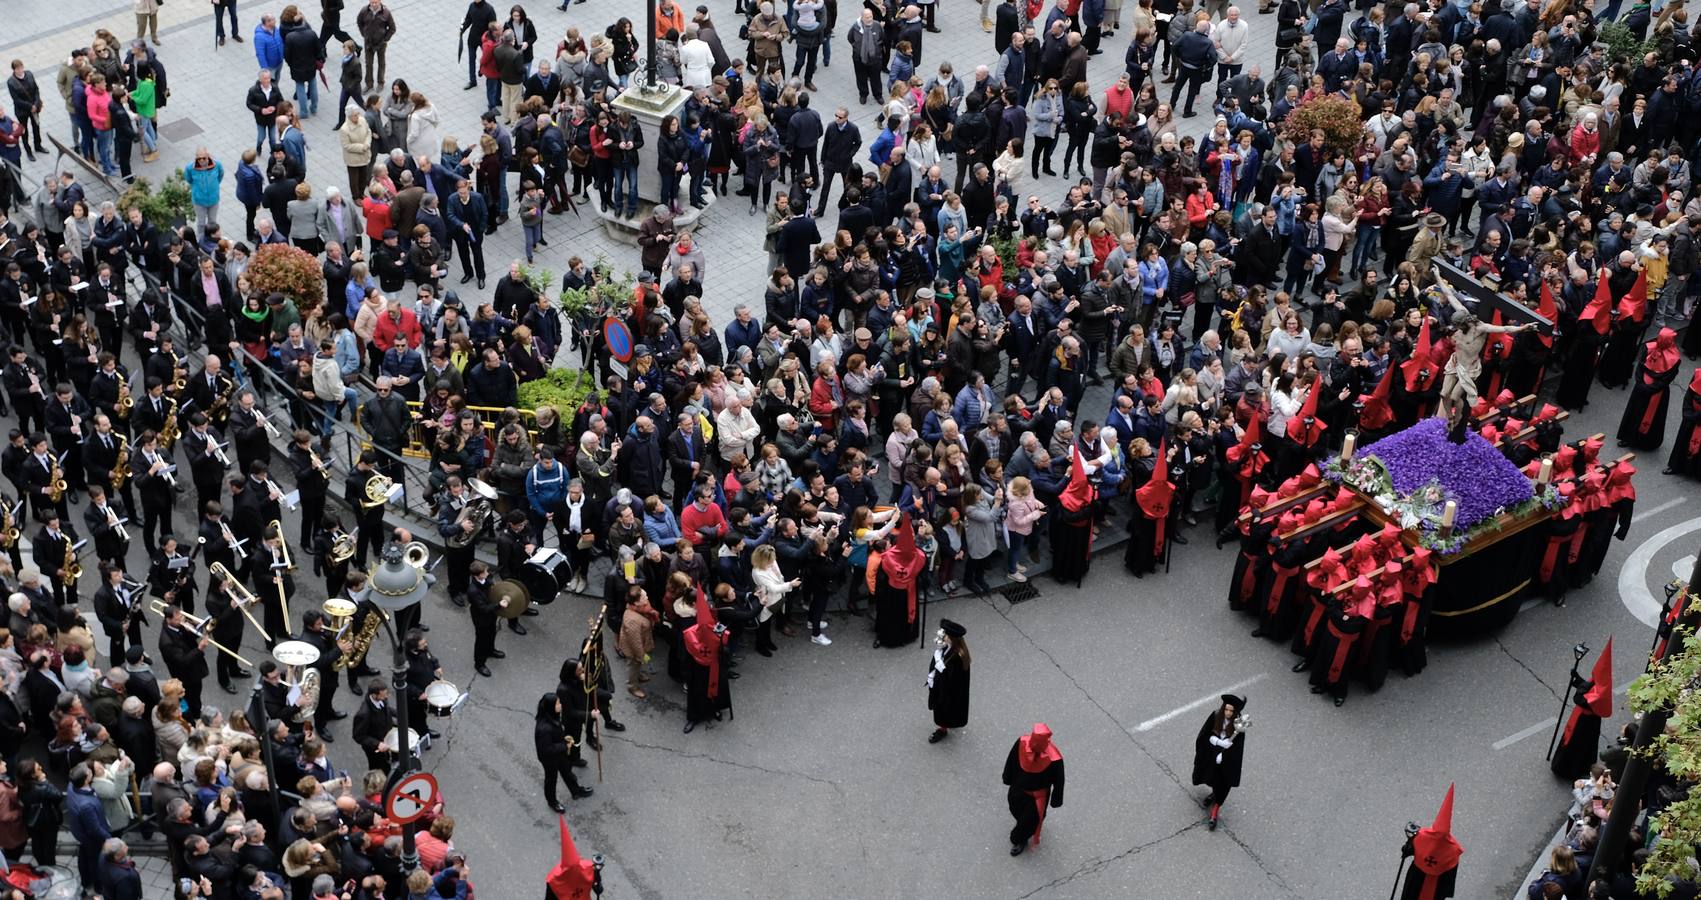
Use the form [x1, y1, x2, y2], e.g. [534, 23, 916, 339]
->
[1220, 694, 1246, 710]
[940, 618, 965, 637]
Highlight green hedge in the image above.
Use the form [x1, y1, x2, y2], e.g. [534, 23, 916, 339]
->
[517, 367, 597, 413]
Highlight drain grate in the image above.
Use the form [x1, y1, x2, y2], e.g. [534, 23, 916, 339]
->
[157, 118, 204, 142]
[1001, 581, 1042, 604]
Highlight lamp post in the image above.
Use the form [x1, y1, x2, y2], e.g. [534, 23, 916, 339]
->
[362, 541, 438, 873]
[643, 0, 658, 89]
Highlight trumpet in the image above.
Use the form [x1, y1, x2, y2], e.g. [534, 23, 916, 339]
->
[146, 597, 255, 668]
[361, 474, 394, 508]
[111, 435, 131, 491]
[210, 436, 231, 469]
[218, 520, 248, 565]
[308, 448, 332, 479]
[254, 409, 281, 439]
[104, 507, 130, 545]
[207, 561, 272, 642]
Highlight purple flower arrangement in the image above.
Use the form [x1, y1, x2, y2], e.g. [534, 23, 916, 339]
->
[1335, 419, 1537, 549]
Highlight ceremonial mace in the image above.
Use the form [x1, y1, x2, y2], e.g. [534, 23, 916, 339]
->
[1388, 821, 1421, 900]
[1648, 580, 1683, 671]
[1545, 642, 1590, 760]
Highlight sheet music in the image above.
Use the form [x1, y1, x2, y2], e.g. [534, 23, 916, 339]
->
[528, 548, 556, 566]
[281, 489, 301, 510]
[386, 483, 404, 503]
[168, 556, 190, 570]
[69, 282, 88, 293]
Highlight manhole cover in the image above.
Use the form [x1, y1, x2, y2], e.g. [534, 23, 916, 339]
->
[1000, 581, 1042, 604]
[157, 119, 204, 142]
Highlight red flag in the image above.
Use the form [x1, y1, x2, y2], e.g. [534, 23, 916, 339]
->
[1562, 638, 1614, 745]
[1359, 364, 1394, 430]
[1615, 269, 1648, 323]
[1290, 379, 1327, 448]
[547, 815, 597, 900]
[1536, 280, 1558, 348]
[1410, 783, 1464, 900]
[1402, 319, 1441, 392]
[1579, 272, 1613, 335]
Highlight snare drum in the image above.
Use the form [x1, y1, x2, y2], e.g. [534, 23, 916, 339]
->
[423, 680, 464, 717]
[384, 727, 422, 753]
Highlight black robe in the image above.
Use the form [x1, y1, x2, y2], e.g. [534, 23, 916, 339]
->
[873, 567, 919, 648]
[682, 627, 732, 724]
[1616, 355, 1678, 449]
[1307, 601, 1365, 701]
[1555, 328, 1605, 410]
[1549, 681, 1602, 780]
[1257, 537, 1312, 642]
[1227, 522, 1273, 613]
[1400, 863, 1457, 900]
[1669, 387, 1701, 477]
[1001, 743, 1064, 848]
[1049, 501, 1094, 585]
[1597, 314, 1646, 389]
[1190, 716, 1245, 801]
[926, 646, 970, 729]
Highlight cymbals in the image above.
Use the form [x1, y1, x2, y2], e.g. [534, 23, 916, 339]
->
[491, 579, 530, 619]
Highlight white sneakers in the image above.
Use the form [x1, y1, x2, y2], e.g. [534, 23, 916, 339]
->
[811, 634, 832, 646]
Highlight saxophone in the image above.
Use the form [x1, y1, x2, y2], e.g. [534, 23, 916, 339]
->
[160, 398, 180, 450]
[337, 606, 385, 670]
[112, 435, 131, 490]
[61, 538, 80, 587]
[116, 375, 133, 421]
[46, 454, 66, 504]
[0, 499, 18, 549]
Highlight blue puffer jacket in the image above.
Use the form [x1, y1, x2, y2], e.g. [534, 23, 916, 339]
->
[252, 24, 284, 69]
[525, 460, 568, 514]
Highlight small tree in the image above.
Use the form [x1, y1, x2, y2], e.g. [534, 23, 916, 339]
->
[1598, 21, 1656, 67]
[247, 243, 326, 314]
[1280, 95, 1366, 154]
[116, 172, 194, 228]
[1625, 623, 1701, 897]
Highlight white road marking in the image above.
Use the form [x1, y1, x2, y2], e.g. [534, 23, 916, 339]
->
[1132, 674, 1268, 733]
[1618, 517, 1701, 627]
[1675, 556, 1696, 582]
[1492, 685, 1632, 750]
[1635, 498, 1687, 523]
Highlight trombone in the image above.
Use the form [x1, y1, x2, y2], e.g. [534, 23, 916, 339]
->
[266, 521, 293, 629]
[207, 561, 272, 642]
[147, 598, 255, 668]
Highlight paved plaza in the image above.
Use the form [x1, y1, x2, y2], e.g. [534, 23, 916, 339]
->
[1, 0, 1692, 897]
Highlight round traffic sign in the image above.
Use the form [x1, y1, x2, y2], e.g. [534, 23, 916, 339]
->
[603, 317, 634, 363]
[386, 771, 439, 824]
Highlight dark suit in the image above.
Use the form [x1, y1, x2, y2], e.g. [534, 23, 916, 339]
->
[158, 621, 209, 720]
[351, 695, 396, 771]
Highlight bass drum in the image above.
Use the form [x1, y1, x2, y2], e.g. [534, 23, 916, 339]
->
[519, 561, 560, 606]
[551, 558, 576, 595]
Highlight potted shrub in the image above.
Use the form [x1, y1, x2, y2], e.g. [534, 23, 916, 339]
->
[516, 367, 597, 412]
[247, 243, 327, 315]
[1279, 95, 1366, 154]
[116, 171, 194, 229]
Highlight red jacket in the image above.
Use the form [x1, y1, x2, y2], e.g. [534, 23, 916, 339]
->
[479, 33, 502, 80]
[373, 307, 423, 352]
[679, 501, 728, 546]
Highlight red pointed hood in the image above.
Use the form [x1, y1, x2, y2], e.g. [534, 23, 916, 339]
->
[694, 586, 717, 631]
[1536, 280, 1558, 347]
[1060, 446, 1095, 513]
[1137, 439, 1176, 520]
[1646, 327, 1680, 375]
[881, 514, 924, 590]
[1411, 784, 1464, 875]
[1582, 638, 1614, 718]
[1226, 414, 1262, 464]
[1606, 461, 1637, 505]
[547, 815, 597, 900]
[1016, 723, 1063, 773]
[1402, 320, 1441, 392]
[1580, 272, 1613, 335]
[1616, 268, 1649, 322]
[1359, 363, 1395, 430]
[1291, 383, 1326, 448]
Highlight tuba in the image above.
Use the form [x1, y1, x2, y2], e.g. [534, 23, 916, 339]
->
[401, 541, 431, 569]
[111, 435, 131, 491]
[445, 499, 490, 549]
[361, 474, 395, 508]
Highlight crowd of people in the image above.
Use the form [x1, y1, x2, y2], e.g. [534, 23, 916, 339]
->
[0, 0, 1693, 892]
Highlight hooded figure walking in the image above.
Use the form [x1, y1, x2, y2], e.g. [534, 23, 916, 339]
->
[1002, 723, 1065, 856]
[1191, 693, 1247, 831]
[926, 618, 970, 743]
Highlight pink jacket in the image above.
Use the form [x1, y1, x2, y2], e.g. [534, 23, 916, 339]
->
[1004, 495, 1046, 536]
[86, 88, 112, 131]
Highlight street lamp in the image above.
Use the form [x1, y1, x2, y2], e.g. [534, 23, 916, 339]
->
[360, 540, 438, 872]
